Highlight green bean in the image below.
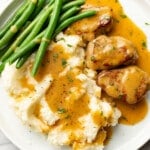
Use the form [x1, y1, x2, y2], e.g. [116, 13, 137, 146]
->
[49, 0, 67, 5]
[3, 1, 95, 73]
[0, 59, 8, 73]
[62, 0, 85, 11]
[9, 41, 37, 64]
[30, 0, 46, 20]
[16, 52, 32, 69]
[54, 10, 97, 37]
[0, 0, 37, 49]
[31, 0, 63, 76]
[53, 0, 68, 4]
[10, 4, 86, 68]
[1, 2, 51, 62]
[10, 6, 91, 65]
[1, 21, 34, 61]
[0, 49, 6, 58]
[49, 0, 55, 5]
[9, 30, 45, 64]
[0, 63, 5, 73]
[21, 4, 53, 47]
[14, 3, 54, 67]
[21, 21, 31, 31]
[0, 1, 28, 39]
[63, 0, 70, 3]
[59, 6, 80, 22]
[1, 22, 35, 62]
[11, 1, 73, 68]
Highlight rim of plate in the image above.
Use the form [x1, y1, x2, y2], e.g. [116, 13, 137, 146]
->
[0, 0, 150, 150]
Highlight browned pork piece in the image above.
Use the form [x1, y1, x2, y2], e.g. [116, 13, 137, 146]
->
[97, 66, 150, 104]
[86, 35, 138, 70]
[66, 6, 113, 42]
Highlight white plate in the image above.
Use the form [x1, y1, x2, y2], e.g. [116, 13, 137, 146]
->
[0, 0, 150, 150]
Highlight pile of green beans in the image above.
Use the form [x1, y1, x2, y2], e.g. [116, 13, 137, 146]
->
[0, 0, 96, 76]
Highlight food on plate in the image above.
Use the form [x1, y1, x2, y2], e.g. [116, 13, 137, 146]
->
[98, 66, 150, 104]
[0, 0, 150, 150]
[66, 6, 113, 42]
[1, 33, 121, 149]
[86, 35, 138, 70]
[0, 0, 37, 47]
[0, 0, 96, 75]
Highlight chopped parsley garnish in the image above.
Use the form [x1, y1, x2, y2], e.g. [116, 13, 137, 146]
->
[67, 44, 73, 47]
[57, 108, 67, 114]
[145, 22, 150, 25]
[120, 14, 127, 18]
[67, 75, 74, 82]
[83, 61, 86, 65]
[91, 56, 96, 62]
[142, 41, 147, 48]
[65, 115, 71, 119]
[62, 59, 67, 67]
[121, 116, 128, 122]
[100, 111, 104, 116]
[111, 46, 116, 51]
[114, 18, 120, 23]
[59, 37, 65, 41]
[53, 53, 59, 61]
[118, 94, 124, 100]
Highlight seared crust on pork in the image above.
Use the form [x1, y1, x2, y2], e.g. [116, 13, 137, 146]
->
[97, 66, 150, 104]
[66, 6, 113, 43]
[86, 35, 138, 70]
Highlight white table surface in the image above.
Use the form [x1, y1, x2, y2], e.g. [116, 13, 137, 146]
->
[0, 130, 149, 150]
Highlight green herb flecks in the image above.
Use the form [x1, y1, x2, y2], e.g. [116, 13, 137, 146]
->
[120, 14, 127, 19]
[57, 108, 67, 114]
[142, 41, 147, 48]
[62, 59, 67, 67]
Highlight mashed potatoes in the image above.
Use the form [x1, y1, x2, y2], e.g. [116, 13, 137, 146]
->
[1, 33, 121, 150]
